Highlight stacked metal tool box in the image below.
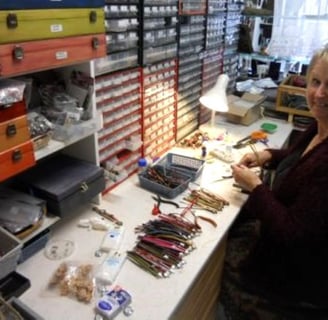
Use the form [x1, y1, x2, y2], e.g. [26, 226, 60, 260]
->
[0, 0, 106, 78]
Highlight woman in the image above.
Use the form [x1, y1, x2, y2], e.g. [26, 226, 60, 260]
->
[219, 45, 328, 320]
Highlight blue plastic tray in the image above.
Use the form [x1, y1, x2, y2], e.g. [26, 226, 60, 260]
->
[138, 165, 191, 199]
[156, 153, 205, 181]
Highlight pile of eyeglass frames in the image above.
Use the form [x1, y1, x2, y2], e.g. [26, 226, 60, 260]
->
[127, 213, 201, 278]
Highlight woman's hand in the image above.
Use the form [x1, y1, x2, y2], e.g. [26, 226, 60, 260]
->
[238, 150, 272, 168]
[231, 164, 262, 192]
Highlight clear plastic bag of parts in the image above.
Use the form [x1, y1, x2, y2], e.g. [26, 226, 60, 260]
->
[47, 261, 96, 303]
[0, 79, 26, 106]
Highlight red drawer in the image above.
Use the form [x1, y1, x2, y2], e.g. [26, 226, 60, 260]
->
[0, 100, 26, 122]
[0, 140, 35, 182]
[0, 115, 30, 152]
[0, 33, 106, 77]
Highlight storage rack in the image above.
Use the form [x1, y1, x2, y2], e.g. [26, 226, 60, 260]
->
[140, 0, 178, 65]
[275, 74, 313, 123]
[141, 59, 177, 159]
[176, 6, 205, 141]
[95, 67, 142, 193]
[91, 0, 243, 180]
[139, 0, 179, 158]
[0, 2, 107, 282]
[94, 0, 140, 75]
[199, 47, 225, 124]
[199, 0, 226, 124]
[222, 0, 242, 92]
[0, 1, 244, 198]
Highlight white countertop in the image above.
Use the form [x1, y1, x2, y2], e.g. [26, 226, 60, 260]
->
[17, 117, 294, 320]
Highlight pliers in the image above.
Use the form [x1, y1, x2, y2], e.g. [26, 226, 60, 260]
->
[151, 194, 180, 215]
[233, 131, 268, 149]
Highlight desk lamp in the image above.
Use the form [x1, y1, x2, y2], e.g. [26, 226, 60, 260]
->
[199, 74, 230, 127]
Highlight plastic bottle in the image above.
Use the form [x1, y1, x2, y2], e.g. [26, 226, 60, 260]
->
[137, 158, 148, 173]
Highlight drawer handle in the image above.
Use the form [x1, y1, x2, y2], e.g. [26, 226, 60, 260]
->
[7, 13, 18, 29]
[6, 123, 17, 137]
[80, 182, 89, 192]
[92, 37, 99, 49]
[89, 10, 97, 23]
[0, 103, 13, 109]
[13, 46, 24, 60]
[12, 149, 22, 162]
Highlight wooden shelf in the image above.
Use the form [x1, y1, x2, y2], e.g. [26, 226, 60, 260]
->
[275, 75, 313, 122]
[275, 105, 312, 122]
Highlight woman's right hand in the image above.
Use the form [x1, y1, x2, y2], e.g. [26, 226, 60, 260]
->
[238, 150, 272, 168]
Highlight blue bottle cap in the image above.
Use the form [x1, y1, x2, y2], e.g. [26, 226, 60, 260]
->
[138, 158, 147, 167]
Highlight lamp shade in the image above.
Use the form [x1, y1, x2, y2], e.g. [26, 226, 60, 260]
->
[199, 74, 229, 112]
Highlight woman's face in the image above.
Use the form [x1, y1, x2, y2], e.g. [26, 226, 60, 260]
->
[307, 58, 328, 122]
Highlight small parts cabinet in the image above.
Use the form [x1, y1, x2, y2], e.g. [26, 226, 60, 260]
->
[0, 100, 35, 182]
[275, 75, 313, 123]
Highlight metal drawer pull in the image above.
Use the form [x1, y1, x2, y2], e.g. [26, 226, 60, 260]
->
[13, 46, 24, 60]
[80, 182, 89, 192]
[7, 13, 18, 29]
[6, 124, 17, 137]
[12, 149, 22, 162]
[92, 37, 99, 49]
[89, 10, 97, 23]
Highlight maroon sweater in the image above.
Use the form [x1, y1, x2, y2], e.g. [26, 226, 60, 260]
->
[239, 121, 328, 306]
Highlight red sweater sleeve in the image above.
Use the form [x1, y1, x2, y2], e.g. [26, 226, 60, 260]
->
[241, 122, 328, 246]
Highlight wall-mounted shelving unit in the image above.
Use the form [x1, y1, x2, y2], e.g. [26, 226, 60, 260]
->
[198, 0, 226, 124]
[90, 0, 243, 192]
[140, 0, 178, 65]
[94, 0, 140, 75]
[95, 67, 142, 192]
[176, 0, 207, 141]
[0, 3, 107, 258]
[223, 0, 242, 92]
[141, 59, 177, 158]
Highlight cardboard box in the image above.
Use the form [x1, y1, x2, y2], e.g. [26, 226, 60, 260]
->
[224, 93, 266, 126]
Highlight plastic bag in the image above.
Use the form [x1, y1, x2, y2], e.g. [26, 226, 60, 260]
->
[0, 79, 26, 106]
[48, 261, 95, 303]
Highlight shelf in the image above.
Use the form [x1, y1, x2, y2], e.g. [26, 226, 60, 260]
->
[238, 52, 276, 62]
[35, 115, 102, 161]
[275, 75, 313, 122]
[19, 214, 60, 244]
[275, 105, 313, 122]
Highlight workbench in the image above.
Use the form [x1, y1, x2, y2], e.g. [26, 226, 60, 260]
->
[17, 116, 294, 320]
